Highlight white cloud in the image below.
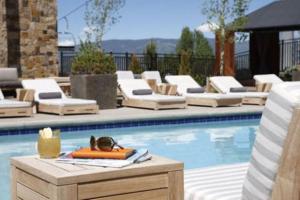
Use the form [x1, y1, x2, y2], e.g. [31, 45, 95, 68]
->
[58, 39, 75, 46]
[197, 23, 219, 33]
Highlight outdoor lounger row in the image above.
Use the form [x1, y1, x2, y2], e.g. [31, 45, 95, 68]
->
[185, 81, 300, 200]
[254, 74, 284, 92]
[165, 75, 243, 107]
[209, 76, 269, 105]
[0, 89, 32, 117]
[22, 79, 99, 115]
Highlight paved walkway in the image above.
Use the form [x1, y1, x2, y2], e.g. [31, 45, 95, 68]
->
[0, 105, 264, 130]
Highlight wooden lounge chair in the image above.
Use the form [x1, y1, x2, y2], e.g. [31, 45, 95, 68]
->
[142, 71, 177, 95]
[165, 75, 242, 107]
[0, 89, 32, 117]
[253, 74, 284, 92]
[22, 79, 98, 115]
[185, 82, 300, 200]
[116, 71, 135, 80]
[118, 79, 187, 110]
[209, 76, 269, 105]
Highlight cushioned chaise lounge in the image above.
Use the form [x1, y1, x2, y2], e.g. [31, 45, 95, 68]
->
[209, 76, 269, 105]
[118, 79, 186, 110]
[142, 71, 165, 85]
[116, 71, 135, 80]
[254, 74, 284, 92]
[0, 89, 32, 117]
[165, 75, 242, 107]
[185, 82, 300, 200]
[22, 79, 98, 115]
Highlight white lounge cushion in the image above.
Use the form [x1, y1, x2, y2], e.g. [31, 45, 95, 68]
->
[0, 89, 4, 100]
[130, 94, 185, 102]
[210, 76, 243, 94]
[22, 79, 97, 107]
[241, 82, 300, 199]
[253, 74, 283, 84]
[165, 75, 202, 95]
[229, 92, 269, 98]
[184, 93, 242, 100]
[165, 75, 242, 100]
[185, 163, 249, 200]
[116, 71, 134, 80]
[0, 99, 31, 108]
[118, 79, 185, 102]
[142, 71, 162, 84]
[39, 98, 96, 106]
[22, 79, 67, 101]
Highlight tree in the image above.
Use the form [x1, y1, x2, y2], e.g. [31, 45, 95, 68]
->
[144, 39, 157, 56]
[144, 40, 157, 70]
[194, 30, 213, 57]
[203, 0, 250, 75]
[85, 0, 125, 48]
[129, 54, 143, 74]
[178, 50, 192, 75]
[176, 27, 194, 54]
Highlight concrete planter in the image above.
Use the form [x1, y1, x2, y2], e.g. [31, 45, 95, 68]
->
[292, 71, 300, 81]
[71, 74, 117, 109]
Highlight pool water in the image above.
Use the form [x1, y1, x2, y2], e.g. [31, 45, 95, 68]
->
[0, 119, 259, 199]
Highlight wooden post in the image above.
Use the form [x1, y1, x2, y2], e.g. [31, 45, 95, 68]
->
[214, 31, 235, 76]
[271, 107, 300, 200]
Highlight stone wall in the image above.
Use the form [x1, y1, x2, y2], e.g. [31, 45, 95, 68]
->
[0, 0, 58, 77]
[0, 0, 8, 68]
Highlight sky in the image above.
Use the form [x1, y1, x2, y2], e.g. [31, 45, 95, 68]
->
[57, 0, 275, 45]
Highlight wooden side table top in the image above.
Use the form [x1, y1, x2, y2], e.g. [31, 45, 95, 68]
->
[11, 155, 183, 186]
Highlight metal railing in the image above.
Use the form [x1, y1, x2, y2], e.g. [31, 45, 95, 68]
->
[234, 38, 300, 80]
[58, 51, 215, 82]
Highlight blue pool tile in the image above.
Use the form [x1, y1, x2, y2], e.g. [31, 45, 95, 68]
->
[0, 113, 262, 136]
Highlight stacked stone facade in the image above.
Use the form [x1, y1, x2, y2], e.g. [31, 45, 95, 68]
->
[0, 0, 8, 68]
[0, 0, 58, 77]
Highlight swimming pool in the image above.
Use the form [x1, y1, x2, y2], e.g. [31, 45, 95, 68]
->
[0, 118, 259, 199]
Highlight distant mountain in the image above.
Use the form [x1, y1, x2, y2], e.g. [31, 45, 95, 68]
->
[74, 38, 248, 54]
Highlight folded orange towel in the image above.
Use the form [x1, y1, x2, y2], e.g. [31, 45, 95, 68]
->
[71, 147, 135, 160]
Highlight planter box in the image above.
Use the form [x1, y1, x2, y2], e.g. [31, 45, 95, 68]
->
[292, 71, 300, 81]
[71, 74, 117, 109]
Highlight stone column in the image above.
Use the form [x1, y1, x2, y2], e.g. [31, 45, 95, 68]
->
[0, 0, 58, 77]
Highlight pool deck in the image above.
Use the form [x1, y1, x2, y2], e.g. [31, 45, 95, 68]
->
[0, 105, 264, 130]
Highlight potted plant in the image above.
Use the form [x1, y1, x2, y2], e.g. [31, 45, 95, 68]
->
[71, 41, 117, 109]
[280, 65, 300, 81]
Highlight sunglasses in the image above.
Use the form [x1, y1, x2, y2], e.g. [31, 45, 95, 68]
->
[90, 136, 124, 152]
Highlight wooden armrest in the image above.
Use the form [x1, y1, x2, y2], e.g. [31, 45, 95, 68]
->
[16, 89, 35, 102]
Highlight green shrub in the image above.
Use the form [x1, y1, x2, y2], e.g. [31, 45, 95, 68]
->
[129, 54, 143, 74]
[178, 50, 192, 75]
[72, 41, 116, 75]
[280, 65, 300, 81]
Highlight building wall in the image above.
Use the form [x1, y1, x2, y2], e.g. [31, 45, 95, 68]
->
[0, 0, 8, 68]
[0, 0, 58, 77]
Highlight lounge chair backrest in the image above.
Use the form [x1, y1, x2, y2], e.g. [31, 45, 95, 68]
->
[118, 79, 153, 98]
[141, 71, 162, 84]
[0, 68, 18, 81]
[210, 76, 243, 93]
[165, 75, 201, 95]
[22, 79, 66, 101]
[253, 74, 284, 84]
[116, 71, 134, 80]
[242, 82, 300, 199]
[0, 89, 4, 100]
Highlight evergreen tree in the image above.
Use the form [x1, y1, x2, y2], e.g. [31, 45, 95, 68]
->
[129, 54, 143, 74]
[144, 40, 157, 70]
[194, 30, 213, 57]
[144, 39, 157, 56]
[176, 27, 194, 54]
[178, 50, 192, 75]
